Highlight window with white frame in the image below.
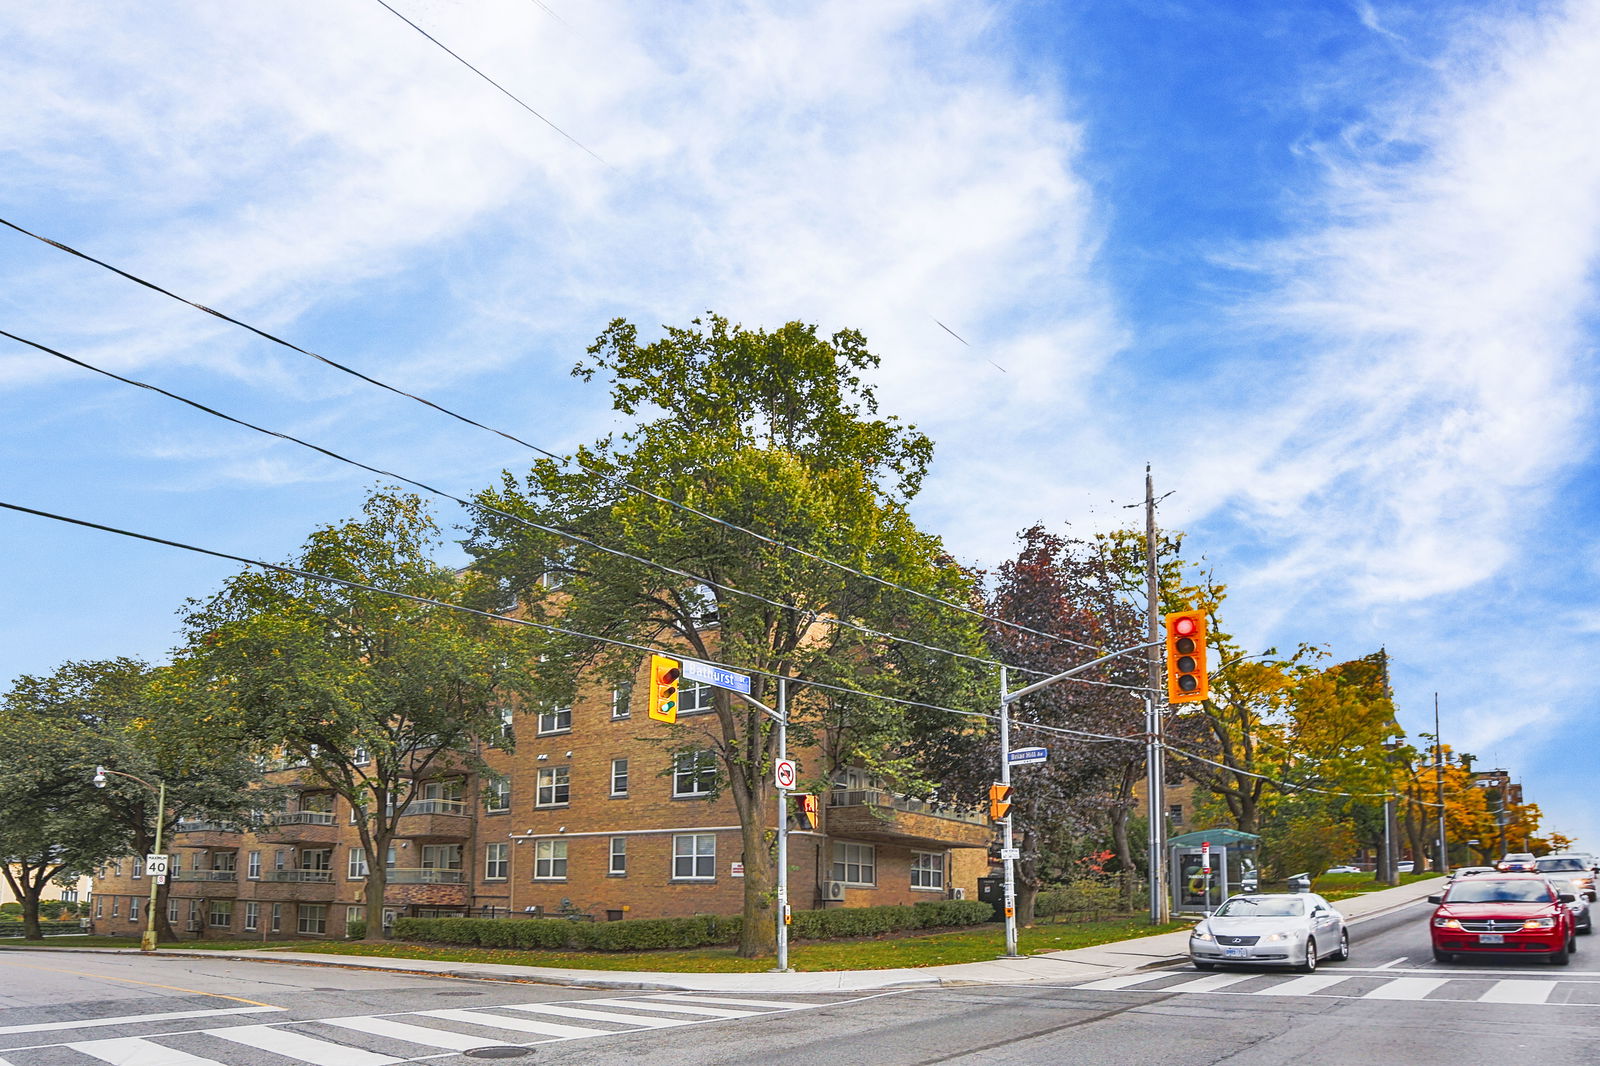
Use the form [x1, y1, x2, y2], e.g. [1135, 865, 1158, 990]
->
[493, 706, 514, 746]
[348, 847, 369, 879]
[679, 679, 713, 715]
[485, 778, 511, 812]
[271, 903, 282, 932]
[167, 899, 178, 923]
[243, 902, 259, 931]
[213, 851, 237, 872]
[298, 904, 327, 935]
[609, 836, 627, 876]
[536, 766, 570, 807]
[537, 703, 572, 735]
[96, 898, 104, 918]
[534, 840, 567, 880]
[610, 758, 629, 797]
[484, 842, 508, 880]
[111, 898, 120, 918]
[672, 833, 716, 880]
[209, 900, 232, 928]
[673, 750, 717, 797]
[910, 851, 944, 890]
[345, 905, 365, 928]
[132, 858, 142, 879]
[247, 850, 261, 879]
[421, 844, 462, 871]
[611, 683, 632, 719]
[129, 898, 139, 922]
[831, 842, 876, 886]
[353, 746, 369, 765]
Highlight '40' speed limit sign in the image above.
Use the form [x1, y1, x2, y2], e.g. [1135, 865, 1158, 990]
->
[774, 758, 797, 789]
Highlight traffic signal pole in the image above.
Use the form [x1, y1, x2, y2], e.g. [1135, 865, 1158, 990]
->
[1143, 468, 1168, 925]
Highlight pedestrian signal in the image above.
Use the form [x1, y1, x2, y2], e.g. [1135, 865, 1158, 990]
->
[988, 783, 1013, 822]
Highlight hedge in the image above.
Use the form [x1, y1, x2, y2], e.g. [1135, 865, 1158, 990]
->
[390, 899, 992, 952]
[0, 920, 82, 938]
[1033, 878, 1124, 921]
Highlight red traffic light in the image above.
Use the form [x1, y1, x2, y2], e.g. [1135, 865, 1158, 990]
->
[1164, 610, 1208, 704]
[1172, 615, 1197, 637]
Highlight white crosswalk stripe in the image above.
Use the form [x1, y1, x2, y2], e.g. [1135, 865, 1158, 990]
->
[495, 1002, 695, 1027]
[1362, 977, 1448, 1000]
[573, 997, 766, 1018]
[315, 1015, 496, 1051]
[1070, 970, 1587, 1006]
[68, 1036, 226, 1065]
[206, 1024, 402, 1066]
[415, 1007, 608, 1038]
[1479, 980, 1556, 1004]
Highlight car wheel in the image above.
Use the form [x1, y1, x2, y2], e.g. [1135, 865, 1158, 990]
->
[1579, 915, 1592, 935]
[1431, 946, 1453, 964]
[1193, 960, 1215, 971]
[1550, 937, 1572, 966]
[1299, 938, 1318, 973]
[1333, 929, 1350, 961]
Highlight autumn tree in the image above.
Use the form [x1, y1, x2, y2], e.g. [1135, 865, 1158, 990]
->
[465, 315, 985, 957]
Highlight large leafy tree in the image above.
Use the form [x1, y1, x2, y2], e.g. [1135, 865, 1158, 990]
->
[182, 489, 536, 940]
[465, 315, 985, 957]
[0, 658, 261, 941]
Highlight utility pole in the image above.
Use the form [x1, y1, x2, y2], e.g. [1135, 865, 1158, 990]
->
[1434, 692, 1448, 874]
[998, 665, 1019, 957]
[1143, 467, 1168, 924]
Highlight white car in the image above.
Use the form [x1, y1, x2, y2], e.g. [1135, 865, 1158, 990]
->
[1324, 865, 1362, 875]
[1189, 893, 1350, 972]
[1547, 877, 1593, 934]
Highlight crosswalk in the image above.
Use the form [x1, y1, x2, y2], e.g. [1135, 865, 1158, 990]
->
[0, 992, 868, 1066]
[1071, 969, 1600, 1006]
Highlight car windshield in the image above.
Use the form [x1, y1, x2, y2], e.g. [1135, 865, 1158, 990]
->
[1215, 897, 1304, 917]
[1537, 859, 1586, 872]
[1446, 880, 1553, 903]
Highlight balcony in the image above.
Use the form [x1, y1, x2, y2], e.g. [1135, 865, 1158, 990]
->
[252, 868, 338, 900]
[258, 811, 341, 845]
[386, 868, 466, 884]
[171, 821, 244, 849]
[824, 789, 992, 849]
[396, 800, 472, 842]
[168, 869, 239, 897]
[382, 868, 468, 906]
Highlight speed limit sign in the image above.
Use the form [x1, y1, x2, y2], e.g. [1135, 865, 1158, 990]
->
[774, 758, 797, 790]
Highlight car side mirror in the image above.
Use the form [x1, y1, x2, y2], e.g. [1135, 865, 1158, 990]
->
[1427, 894, 1442, 904]
[1559, 893, 1576, 903]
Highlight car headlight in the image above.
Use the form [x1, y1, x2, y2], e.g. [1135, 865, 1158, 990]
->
[1263, 932, 1287, 942]
[1433, 917, 1462, 929]
[1523, 917, 1555, 929]
[1191, 927, 1213, 942]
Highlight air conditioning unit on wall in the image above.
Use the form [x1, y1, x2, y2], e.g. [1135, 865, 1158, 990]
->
[822, 880, 846, 901]
[951, 887, 966, 900]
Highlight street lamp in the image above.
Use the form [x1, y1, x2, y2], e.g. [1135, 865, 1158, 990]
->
[93, 765, 166, 952]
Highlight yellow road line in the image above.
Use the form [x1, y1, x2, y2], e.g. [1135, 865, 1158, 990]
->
[0, 958, 281, 1007]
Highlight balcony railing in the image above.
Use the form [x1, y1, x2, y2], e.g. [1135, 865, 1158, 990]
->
[171, 870, 239, 882]
[400, 799, 468, 817]
[386, 867, 466, 884]
[271, 811, 337, 826]
[264, 869, 334, 883]
[173, 820, 242, 834]
[826, 789, 988, 826]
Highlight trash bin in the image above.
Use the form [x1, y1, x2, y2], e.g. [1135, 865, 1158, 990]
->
[976, 875, 1006, 921]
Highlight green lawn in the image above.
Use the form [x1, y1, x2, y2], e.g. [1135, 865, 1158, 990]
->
[1314, 871, 1442, 901]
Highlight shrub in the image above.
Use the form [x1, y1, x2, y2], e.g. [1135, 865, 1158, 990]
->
[346, 920, 367, 940]
[1034, 878, 1123, 922]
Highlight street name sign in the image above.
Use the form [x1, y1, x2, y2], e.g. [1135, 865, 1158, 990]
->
[1007, 747, 1048, 765]
[681, 659, 752, 695]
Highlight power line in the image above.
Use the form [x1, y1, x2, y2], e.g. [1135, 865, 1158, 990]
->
[371, 0, 610, 169]
[0, 326, 1052, 683]
[0, 215, 1103, 656]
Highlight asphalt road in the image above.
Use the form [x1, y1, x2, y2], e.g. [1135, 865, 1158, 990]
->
[3, 900, 1598, 1066]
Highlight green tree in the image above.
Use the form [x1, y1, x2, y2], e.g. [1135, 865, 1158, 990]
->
[182, 489, 536, 941]
[465, 315, 985, 957]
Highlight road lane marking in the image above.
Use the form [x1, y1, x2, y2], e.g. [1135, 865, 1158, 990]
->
[1163, 974, 1257, 994]
[1480, 980, 1557, 1004]
[1362, 978, 1448, 1000]
[0, 959, 278, 1007]
[496, 1003, 694, 1027]
[1074, 974, 1168, 991]
[645, 994, 819, 1009]
[417, 1008, 607, 1038]
[574, 998, 764, 1018]
[1377, 957, 1408, 969]
[207, 1023, 403, 1065]
[69, 1036, 226, 1065]
[317, 1015, 504, 1051]
[0, 1005, 282, 1035]
[1262, 975, 1350, 996]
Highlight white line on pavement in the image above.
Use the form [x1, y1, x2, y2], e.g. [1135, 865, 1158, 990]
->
[207, 1024, 401, 1066]
[68, 1036, 225, 1066]
[1362, 978, 1448, 1000]
[1480, 980, 1557, 1005]
[0, 1005, 282, 1036]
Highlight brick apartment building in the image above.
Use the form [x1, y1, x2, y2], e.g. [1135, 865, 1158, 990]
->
[90, 654, 993, 940]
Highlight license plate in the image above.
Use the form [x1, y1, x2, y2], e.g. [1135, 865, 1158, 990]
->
[1224, 947, 1250, 958]
[1478, 933, 1505, 944]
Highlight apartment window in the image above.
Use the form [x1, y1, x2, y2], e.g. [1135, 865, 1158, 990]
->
[346, 905, 365, 928]
[111, 898, 119, 918]
[493, 706, 515, 746]
[534, 840, 568, 880]
[113, 862, 122, 877]
[485, 779, 511, 812]
[832, 842, 876, 887]
[274, 850, 287, 872]
[95, 899, 103, 918]
[610, 758, 629, 797]
[353, 746, 369, 765]
[132, 858, 142, 879]
[129, 898, 139, 922]
[386, 846, 398, 870]
[247, 851, 261, 879]
[209, 901, 232, 929]
[609, 837, 627, 876]
[167, 899, 179, 923]
[680, 679, 713, 715]
[170, 852, 182, 873]
[673, 751, 717, 797]
[421, 844, 462, 871]
[189, 900, 200, 926]
[243, 902, 259, 931]
[348, 847, 369, 879]
[612, 683, 632, 719]
[271, 903, 282, 933]
[484, 842, 509, 881]
[672, 834, 716, 881]
[1167, 803, 1184, 825]
[213, 851, 237, 873]
[301, 848, 333, 873]
[298, 904, 327, 935]
[536, 766, 570, 807]
[537, 704, 572, 735]
[910, 851, 944, 890]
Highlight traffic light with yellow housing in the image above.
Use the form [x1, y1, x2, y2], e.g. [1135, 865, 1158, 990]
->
[793, 794, 819, 831]
[1164, 610, 1209, 704]
[648, 654, 682, 723]
[988, 783, 1013, 822]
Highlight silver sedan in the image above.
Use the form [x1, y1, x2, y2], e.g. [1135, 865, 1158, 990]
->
[1189, 893, 1350, 972]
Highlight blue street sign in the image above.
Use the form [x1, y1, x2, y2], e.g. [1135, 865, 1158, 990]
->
[681, 658, 753, 695]
[1007, 747, 1048, 765]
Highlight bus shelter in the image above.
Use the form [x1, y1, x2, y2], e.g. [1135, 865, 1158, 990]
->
[1168, 828, 1260, 914]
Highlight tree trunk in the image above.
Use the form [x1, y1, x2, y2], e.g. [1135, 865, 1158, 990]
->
[733, 775, 776, 959]
[21, 885, 43, 941]
[154, 879, 178, 943]
[363, 828, 393, 941]
[1110, 762, 1138, 909]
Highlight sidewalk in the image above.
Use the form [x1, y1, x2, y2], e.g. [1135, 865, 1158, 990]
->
[18, 878, 1446, 993]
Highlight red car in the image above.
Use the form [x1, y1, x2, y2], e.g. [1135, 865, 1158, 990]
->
[1430, 874, 1577, 965]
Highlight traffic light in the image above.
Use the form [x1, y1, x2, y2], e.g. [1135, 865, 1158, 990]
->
[988, 783, 1013, 822]
[648, 654, 681, 723]
[793, 794, 819, 831]
[1164, 610, 1209, 704]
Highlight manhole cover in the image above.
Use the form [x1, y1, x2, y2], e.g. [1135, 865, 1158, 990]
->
[436, 990, 485, 997]
[464, 1047, 531, 1059]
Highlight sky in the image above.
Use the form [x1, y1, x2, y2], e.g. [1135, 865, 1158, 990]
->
[3, 0, 1597, 847]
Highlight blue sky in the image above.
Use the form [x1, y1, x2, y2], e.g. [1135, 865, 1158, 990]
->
[3, 0, 1597, 846]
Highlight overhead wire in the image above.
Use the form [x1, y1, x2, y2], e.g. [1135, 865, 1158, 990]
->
[0, 326, 1056, 682]
[0, 215, 1105, 656]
